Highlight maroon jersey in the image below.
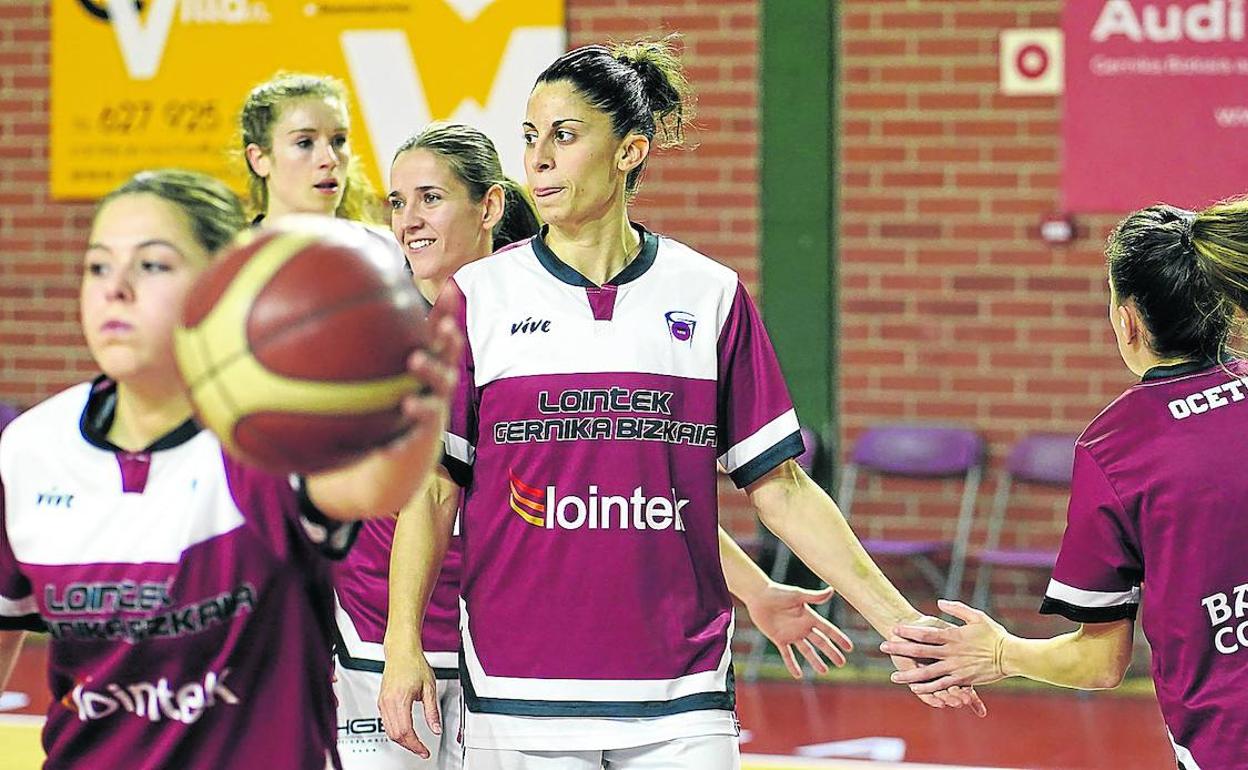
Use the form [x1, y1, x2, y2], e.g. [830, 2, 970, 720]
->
[332, 286, 463, 678]
[1042, 359, 1248, 770]
[0, 378, 355, 769]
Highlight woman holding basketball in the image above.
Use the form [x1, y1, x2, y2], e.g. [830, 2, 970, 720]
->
[378, 123, 856, 765]
[0, 169, 458, 769]
[884, 202, 1248, 770]
[385, 39, 979, 770]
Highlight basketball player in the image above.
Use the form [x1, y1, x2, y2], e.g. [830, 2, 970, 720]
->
[335, 122, 539, 770]
[0, 169, 459, 769]
[239, 72, 377, 225]
[883, 203, 1248, 770]
[236, 73, 438, 768]
[376, 123, 852, 766]
[386, 38, 980, 770]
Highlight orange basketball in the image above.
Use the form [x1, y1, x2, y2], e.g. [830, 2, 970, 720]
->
[174, 215, 429, 474]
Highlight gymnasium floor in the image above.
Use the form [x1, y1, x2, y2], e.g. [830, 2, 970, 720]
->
[0, 640, 1175, 770]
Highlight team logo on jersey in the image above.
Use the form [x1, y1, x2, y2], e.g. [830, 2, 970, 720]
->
[508, 470, 547, 526]
[63, 668, 239, 724]
[665, 311, 696, 344]
[35, 488, 75, 509]
[511, 317, 552, 335]
[508, 469, 689, 531]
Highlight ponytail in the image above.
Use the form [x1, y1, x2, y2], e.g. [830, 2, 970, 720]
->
[1106, 204, 1232, 362]
[1190, 197, 1248, 314]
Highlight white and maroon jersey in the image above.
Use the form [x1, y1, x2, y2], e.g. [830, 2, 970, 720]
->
[0, 378, 356, 770]
[332, 516, 463, 678]
[437, 225, 803, 750]
[332, 287, 464, 678]
[1041, 359, 1248, 769]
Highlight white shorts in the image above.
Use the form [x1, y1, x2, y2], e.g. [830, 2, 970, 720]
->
[335, 661, 464, 770]
[460, 735, 740, 769]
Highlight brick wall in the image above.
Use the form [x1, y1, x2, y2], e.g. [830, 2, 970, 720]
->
[0, 3, 98, 404]
[838, 0, 1137, 627]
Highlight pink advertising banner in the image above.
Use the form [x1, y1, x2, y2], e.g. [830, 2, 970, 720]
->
[1063, 1, 1248, 212]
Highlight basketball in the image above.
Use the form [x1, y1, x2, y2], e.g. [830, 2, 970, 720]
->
[173, 215, 430, 475]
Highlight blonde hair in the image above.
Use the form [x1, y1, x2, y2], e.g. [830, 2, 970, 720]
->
[1190, 197, 1248, 314]
[238, 72, 378, 222]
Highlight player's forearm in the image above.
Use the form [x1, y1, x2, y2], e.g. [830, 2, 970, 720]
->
[750, 461, 920, 635]
[718, 527, 769, 604]
[384, 471, 458, 657]
[0, 631, 25, 691]
[1001, 622, 1133, 690]
[308, 437, 441, 521]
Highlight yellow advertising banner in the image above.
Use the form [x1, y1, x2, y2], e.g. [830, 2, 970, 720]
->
[51, 0, 565, 199]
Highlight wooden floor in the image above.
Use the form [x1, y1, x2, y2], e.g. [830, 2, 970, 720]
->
[1, 639, 1175, 769]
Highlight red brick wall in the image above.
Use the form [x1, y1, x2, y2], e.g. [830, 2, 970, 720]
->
[0, 3, 98, 404]
[838, 0, 1134, 626]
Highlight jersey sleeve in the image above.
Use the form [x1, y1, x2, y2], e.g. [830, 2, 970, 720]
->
[222, 452, 360, 562]
[716, 281, 804, 488]
[0, 473, 42, 632]
[1039, 444, 1143, 623]
[435, 278, 478, 488]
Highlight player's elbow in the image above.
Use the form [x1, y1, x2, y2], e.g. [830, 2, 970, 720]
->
[1074, 621, 1134, 690]
[1086, 664, 1128, 690]
[1099, 647, 1134, 689]
[749, 461, 818, 527]
[1072, 643, 1131, 690]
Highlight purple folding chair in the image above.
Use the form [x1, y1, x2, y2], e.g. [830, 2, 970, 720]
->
[0, 402, 19, 434]
[837, 425, 986, 601]
[970, 433, 1074, 610]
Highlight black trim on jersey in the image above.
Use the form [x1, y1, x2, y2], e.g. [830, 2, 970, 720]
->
[729, 431, 804, 489]
[1140, 357, 1220, 382]
[459, 649, 736, 717]
[441, 453, 472, 489]
[1039, 596, 1138, 623]
[293, 475, 362, 560]
[531, 223, 658, 288]
[332, 630, 459, 679]
[0, 614, 46, 633]
[79, 375, 201, 452]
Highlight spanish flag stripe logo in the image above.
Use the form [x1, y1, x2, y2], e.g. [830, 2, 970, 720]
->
[508, 472, 545, 499]
[508, 469, 546, 527]
[508, 480, 545, 512]
[509, 497, 546, 527]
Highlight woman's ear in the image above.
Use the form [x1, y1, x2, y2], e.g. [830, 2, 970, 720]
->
[482, 184, 506, 231]
[245, 144, 270, 179]
[617, 134, 650, 174]
[1117, 302, 1142, 346]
